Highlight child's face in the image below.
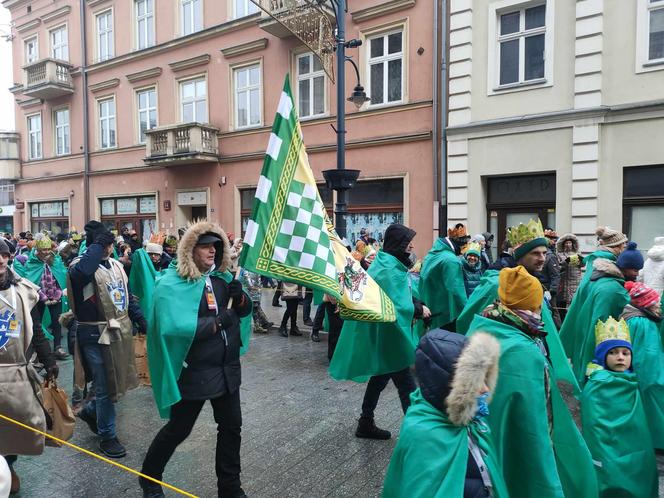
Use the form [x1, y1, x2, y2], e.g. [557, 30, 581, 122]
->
[605, 347, 632, 372]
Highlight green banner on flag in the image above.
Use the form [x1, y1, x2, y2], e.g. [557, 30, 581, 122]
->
[239, 75, 395, 322]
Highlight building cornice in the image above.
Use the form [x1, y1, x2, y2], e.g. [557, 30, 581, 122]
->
[85, 13, 261, 75]
[15, 18, 40, 33]
[89, 78, 120, 93]
[41, 6, 71, 24]
[350, 0, 416, 23]
[126, 67, 163, 83]
[221, 38, 268, 58]
[9, 84, 24, 94]
[1, 0, 29, 10]
[86, 0, 112, 7]
[17, 98, 42, 109]
[168, 54, 211, 72]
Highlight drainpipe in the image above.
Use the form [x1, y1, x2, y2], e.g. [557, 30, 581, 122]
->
[432, 0, 442, 237]
[79, 0, 90, 222]
[439, 0, 449, 233]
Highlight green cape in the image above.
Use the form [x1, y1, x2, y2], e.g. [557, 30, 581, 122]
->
[625, 315, 664, 450]
[147, 267, 252, 418]
[419, 239, 467, 329]
[409, 272, 426, 340]
[468, 315, 597, 498]
[456, 270, 580, 393]
[128, 249, 159, 317]
[580, 250, 615, 285]
[382, 389, 508, 498]
[559, 272, 629, 387]
[13, 250, 69, 339]
[581, 369, 658, 498]
[329, 250, 417, 382]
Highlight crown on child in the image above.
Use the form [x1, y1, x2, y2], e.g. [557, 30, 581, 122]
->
[506, 219, 545, 248]
[594, 317, 631, 346]
[464, 242, 482, 255]
[34, 233, 53, 249]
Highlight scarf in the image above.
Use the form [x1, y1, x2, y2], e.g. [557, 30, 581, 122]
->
[483, 301, 546, 339]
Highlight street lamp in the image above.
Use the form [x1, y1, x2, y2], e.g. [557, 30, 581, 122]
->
[346, 57, 371, 109]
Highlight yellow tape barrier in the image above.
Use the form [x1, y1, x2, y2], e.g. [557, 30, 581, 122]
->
[0, 413, 198, 498]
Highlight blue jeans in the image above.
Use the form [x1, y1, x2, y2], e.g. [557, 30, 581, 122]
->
[79, 342, 116, 440]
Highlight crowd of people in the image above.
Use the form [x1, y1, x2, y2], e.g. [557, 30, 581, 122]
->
[0, 217, 663, 497]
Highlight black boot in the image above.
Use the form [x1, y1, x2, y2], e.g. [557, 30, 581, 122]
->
[290, 326, 302, 336]
[355, 416, 391, 440]
[279, 325, 288, 337]
[139, 477, 165, 498]
[311, 330, 320, 342]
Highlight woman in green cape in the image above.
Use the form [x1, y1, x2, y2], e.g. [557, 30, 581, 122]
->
[383, 329, 507, 498]
[581, 317, 658, 498]
[467, 266, 597, 498]
[620, 281, 664, 451]
[329, 224, 429, 440]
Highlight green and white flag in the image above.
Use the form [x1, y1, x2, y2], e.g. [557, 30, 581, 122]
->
[240, 76, 395, 322]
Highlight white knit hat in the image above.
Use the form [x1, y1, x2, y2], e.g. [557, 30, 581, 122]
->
[146, 243, 163, 255]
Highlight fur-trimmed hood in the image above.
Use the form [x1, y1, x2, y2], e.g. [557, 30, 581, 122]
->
[556, 233, 579, 253]
[415, 329, 500, 426]
[590, 257, 624, 281]
[176, 220, 231, 280]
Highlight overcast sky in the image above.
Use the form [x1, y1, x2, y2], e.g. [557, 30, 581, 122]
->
[0, 5, 15, 132]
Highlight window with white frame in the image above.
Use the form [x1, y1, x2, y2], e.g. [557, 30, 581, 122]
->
[648, 0, 664, 61]
[96, 10, 114, 62]
[50, 25, 68, 61]
[233, 0, 258, 19]
[296, 53, 325, 118]
[367, 30, 403, 106]
[234, 64, 261, 128]
[98, 98, 116, 149]
[54, 108, 70, 156]
[137, 87, 157, 143]
[24, 36, 38, 64]
[27, 114, 42, 160]
[181, 0, 202, 36]
[135, 0, 155, 50]
[180, 78, 207, 123]
[496, 3, 546, 86]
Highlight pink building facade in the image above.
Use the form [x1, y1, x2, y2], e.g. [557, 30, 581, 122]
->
[5, 0, 439, 255]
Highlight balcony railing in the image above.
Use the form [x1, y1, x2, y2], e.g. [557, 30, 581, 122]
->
[22, 58, 74, 100]
[144, 123, 219, 166]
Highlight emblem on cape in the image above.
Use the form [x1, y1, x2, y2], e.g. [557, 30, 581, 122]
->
[106, 281, 128, 312]
[0, 309, 17, 349]
[339, 257, 367, 303]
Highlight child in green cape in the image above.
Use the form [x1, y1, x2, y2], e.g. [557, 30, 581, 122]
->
[383, 329, 508, 498]
[581, 317, 658, 498]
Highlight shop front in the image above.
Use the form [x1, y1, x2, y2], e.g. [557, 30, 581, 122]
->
[99, 194, 158, 242]
[30, 200, 69, 235]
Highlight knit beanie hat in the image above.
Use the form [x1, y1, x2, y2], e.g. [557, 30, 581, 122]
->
[498, 265, 543, 311]
[595, 226, 628, 248]
[0, 239, 10, 256]
[146, 243, 163, 255]
[616, 241, 644, 270]
[84, 220, 112, 246]
[625, 281, 660, 309]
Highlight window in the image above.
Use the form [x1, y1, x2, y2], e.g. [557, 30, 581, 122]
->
[137, 87, 157, 143]
[100, 195, 157, 241]
[296, 53, 326, 118]
[0, 181, 15, 207]
[180, 78, 207, 122]
[96, 10, 114, 62]
[24, 36, 38, 64]
[27, 114, 42, 160]
[233, 0, 258, 19]
[346, 179, 404, 246]
[181, 0, 202, 36]
[234, 64, 261, 128]
[50, 25, 68, 61]
[54, 108, 70, 156]
[30, 201, 69, 235]
[623, 165, 664, 251]
[496, 3, 546, 86]
[367, 30, 403, 106]
[648, 0, 664, 61]
[98, 98, 117, 149]
[135, 0, 155, 50]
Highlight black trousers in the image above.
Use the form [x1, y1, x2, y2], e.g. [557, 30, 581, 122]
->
[141, 390, 242, 496]
[312, 303, 326, 332]
[35, 300, 63, 348]
[280, 299, 299, 330]
[360, 367, 417, 419]
[325, 303, 343, 361]
[271, 281, 282, 306]
[302, 288, 313, 320]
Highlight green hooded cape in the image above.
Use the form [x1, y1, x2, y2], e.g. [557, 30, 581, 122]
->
[455, 270, 580, 393]
[467, 314, 597, 498]
[559, 262, 629, 387]
[147, 267, 252, 418]
[625, 315, 664, 450]
[329, 250, 417, 382]
[581, 369, 658, 498]
[13, 250, 69, 339]
[580, 250, 615, 284]
[419, 239, 467, 329]
[382, 390, 509, 498]
[128, 249, 159, 317]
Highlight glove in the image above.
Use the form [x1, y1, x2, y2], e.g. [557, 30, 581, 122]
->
[216, 310, 236, 331]
[227, 279, 244, 300]
[46, 363, 59, 380]
[137, 317, 148, 335]
[94, 231, 115, 248]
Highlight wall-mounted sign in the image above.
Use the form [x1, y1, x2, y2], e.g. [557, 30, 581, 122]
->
[164, 200, 171, 211]
[177, 191, 207, 206]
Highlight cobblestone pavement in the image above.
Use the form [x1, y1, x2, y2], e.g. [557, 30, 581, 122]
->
[9, 290, 664, 497]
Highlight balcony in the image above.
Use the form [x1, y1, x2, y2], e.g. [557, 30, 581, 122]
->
[258, 1, 335, 39]
[144, 123, 220, 167]
[22, 58, 74, 100]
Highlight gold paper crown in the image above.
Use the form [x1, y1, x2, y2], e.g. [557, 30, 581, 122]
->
[594, 317, 631, 346]
[164, 235, 178, 247]
[34, 233, 53, 249]
[506, 219, 545, 248]
[464, 242, 482, 256]
[448, 224, 468, 239]
[149, 232, 166, 245]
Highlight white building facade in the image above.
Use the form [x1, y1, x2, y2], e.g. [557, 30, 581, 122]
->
[446, 0, 664, 253]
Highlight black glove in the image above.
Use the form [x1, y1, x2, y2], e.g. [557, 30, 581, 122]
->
[216, 309, 236, 331]
[46, 363, 59, 380]
[94, 231, 115, 248]
[137, 317, 148, 335]
[227, 279, 243, 300]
